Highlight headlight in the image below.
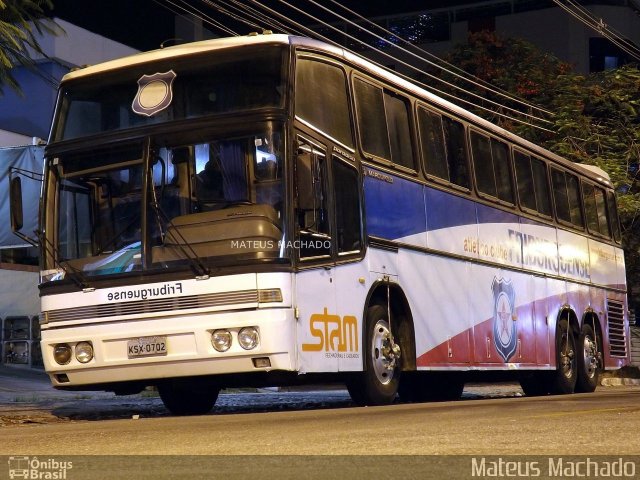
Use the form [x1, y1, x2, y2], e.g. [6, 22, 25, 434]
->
[53, 344, 72, 365]
[211, 330, 232, 352]
[238, 327, 259, 350]
[75, 341, 94, 363]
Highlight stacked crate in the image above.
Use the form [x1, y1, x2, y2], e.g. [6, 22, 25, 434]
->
[2, 315, 43, 367]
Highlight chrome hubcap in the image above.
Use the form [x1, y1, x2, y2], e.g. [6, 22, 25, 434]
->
[582, 335, 598, 379]
[371, 319, 400, 385]
[560, 331, 575, 379]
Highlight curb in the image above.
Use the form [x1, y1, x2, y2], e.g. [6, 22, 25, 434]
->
[600, 377, 640, 386]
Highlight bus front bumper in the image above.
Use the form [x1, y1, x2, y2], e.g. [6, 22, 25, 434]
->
[41, 308, 296, 388]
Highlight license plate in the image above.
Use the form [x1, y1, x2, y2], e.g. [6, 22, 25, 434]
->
[127, 336, 167, 358]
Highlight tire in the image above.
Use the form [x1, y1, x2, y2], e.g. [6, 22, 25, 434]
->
[575, 324, 601, 393]
[519, 372, 551, 397]
[347, 304, 400, 406]
[158, 381, 220, 416]
[399, 373, 464, 402]
[549, 318, 577, 395]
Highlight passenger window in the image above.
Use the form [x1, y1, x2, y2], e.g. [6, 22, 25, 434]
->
[354, 79, 389, 160]
[354, 77, 415, 169]
[384, 91, 414, 169]
[552, 168, 584, 228]
[566, 174, 583, 227]
[471, 132, 495, 197]
[582, 183, 599, 234]
[514, 151, 551, 216]
[418, 107, 448, 180]
[442, 117, 470, 189]
[594, 187, 611, 237]
[514, 151, 536, 211]
[295, 58, 353, 148]
[333, 158, 362, 254]
[492, 140, 513, 203]
[607, 191, 622, 242]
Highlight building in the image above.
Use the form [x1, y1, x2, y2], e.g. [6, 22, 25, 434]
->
[0, 19, 137, 366]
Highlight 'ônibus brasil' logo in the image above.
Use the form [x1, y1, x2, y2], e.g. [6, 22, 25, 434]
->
[132, 70, 176, 117]
[492, 276, 517, 362]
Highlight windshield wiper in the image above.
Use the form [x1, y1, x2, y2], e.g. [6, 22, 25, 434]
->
[147, 170, 210, 279]
[37, 231, 93, 291]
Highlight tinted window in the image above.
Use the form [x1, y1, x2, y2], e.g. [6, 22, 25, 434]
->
[471, 132, 495, 197]
[582, 183, 599, 233]
[354, 79, 389, 160]
[567, 174, 583, 227]
[442, 117, 470, 189]
[385, 92, 414, 169]
[594, 187, 610, 237]
[607, 191, 621, 242]
[417, 108, 448, 180]
[333, 158, 362, 253]
[514, 151, 536, 211]
[492, 140, 513, 203]
[552, 168, 584, 228]
[296, 59, 353, 147]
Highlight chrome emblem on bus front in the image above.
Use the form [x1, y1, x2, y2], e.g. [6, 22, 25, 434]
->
[132, 70, 176, 117]
[492, 276, 517, 362]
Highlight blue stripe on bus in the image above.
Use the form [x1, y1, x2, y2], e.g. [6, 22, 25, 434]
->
[364, 168, 525, 240]
[363, 171, 426, 240]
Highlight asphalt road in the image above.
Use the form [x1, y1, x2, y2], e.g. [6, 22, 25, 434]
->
[2, 386, 639, 456]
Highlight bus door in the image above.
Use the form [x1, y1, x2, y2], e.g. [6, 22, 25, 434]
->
[294, 137, 338, 373]
[294, 134, 366, 373]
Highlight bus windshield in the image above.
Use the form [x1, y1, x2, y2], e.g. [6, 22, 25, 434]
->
[52, 44, 287, 142]
[44, 128, 286, 282]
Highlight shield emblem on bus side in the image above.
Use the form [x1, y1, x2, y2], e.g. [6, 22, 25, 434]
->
[132, 70, 176, 117]
[492, 276, 517, 362]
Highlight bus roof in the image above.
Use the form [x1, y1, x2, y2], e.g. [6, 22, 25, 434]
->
[62, 33, 610, 186]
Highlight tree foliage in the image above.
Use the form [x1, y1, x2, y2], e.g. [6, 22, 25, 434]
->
[446, 31, 640, 302]
[0, 0, 56, 95]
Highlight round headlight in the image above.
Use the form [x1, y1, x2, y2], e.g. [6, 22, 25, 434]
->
[238, 327, 259, 350]
[211, 330, 232, 352]
[53, 344, 72, 365]
[75, 341, 94, 364]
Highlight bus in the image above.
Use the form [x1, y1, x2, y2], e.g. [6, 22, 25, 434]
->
[11, 33, 629, 414]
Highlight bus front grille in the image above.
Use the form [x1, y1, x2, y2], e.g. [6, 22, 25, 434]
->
[606, 299, 628, 358]
[42, 289, 259, 324]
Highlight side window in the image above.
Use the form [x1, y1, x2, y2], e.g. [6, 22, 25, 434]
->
[354, 78, 389, 160]
[295, 139, 331, 259]
[470, 132, 514, 203]
[514, 150, 551, 216]
[607, 191, 622, 242]
[442, 116, 470, 189]
[333, 158, 362, 254]
[594, 186, 611, 237]
[582, 183, 600, 234]
[295, 58, 353, 148]
[470, 131, 495, 197]
[354, 77, 415, 169]
[551, 167, 571, 223]
[417, 107, 448, 180]
[384, 91, 414, 169]
[514, 151, 536, 211]
[551, 168, 584, 228]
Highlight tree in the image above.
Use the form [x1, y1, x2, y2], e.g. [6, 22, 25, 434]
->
[0, 0, 56, 95]
[445, 31, 640, 306]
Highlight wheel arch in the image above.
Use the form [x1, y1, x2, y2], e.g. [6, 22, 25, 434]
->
[363, 280, 416, 371]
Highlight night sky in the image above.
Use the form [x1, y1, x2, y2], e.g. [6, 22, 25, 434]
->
[50, 0, 478, 51]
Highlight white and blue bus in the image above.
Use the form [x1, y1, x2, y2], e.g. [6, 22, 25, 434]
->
[14, 34, 629, 414]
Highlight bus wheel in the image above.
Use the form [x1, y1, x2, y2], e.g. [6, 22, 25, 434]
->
[549, 319, 577, 394]
[519, 373, 550, 396]
[575, 324, 601, 393]
[158, 381, 220, 415]
[347, 304, 400, 406]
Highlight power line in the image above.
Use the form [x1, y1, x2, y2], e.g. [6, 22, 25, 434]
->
[552, 0, 640, 62]
[325, 0, 554, 118]
[241, 0, 555, 132]
[155, 0, 239, 37]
